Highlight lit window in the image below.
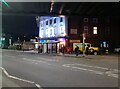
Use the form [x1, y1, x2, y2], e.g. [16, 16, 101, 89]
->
[93, 27, 97, 34]
[84, 18, 88, 22]
[93, 29, 97, 34]
[93, 27, 97, 30]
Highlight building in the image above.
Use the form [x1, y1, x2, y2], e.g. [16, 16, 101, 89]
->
[38, 15, 120, 53]
[38, 16, 69, 53]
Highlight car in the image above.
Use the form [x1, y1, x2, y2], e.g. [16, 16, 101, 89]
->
[88, 47, 100, 55]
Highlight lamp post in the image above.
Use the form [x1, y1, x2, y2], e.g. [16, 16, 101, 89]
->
[18, 37, 20, 42]
[83, 33, 86, 57]
[9, 37, 12, 46]
[24, 35, 26, 42]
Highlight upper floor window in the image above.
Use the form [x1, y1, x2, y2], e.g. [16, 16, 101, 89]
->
[84, 26, 88, 30]
[93, 18, 98, 23]
[84, 26, 88, 34]
[93, 27, 97, 34]
[54, 18, 56, 23]
[40, 23, 42, 27]
[60, 17, 63, 22]
[84, 18, 88, 22]
[50, 19, 52, 25]
[46, 21, 48, 25]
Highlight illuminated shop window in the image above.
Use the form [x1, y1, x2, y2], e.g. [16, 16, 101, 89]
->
[93, 27, 97, 34]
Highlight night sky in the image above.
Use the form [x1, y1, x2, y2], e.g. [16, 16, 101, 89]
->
[2, 15, 39, 41]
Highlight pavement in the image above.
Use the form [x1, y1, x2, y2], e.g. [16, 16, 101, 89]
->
[16, 50, 119, 60]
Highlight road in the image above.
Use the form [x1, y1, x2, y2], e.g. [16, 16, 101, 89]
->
[1, 49, 119, 88]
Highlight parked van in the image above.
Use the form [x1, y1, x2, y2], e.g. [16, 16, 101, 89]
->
[73, 43, 100, 55]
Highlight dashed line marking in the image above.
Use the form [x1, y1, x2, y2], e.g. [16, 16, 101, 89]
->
[37, 57, 58, 62]
[0, 67, 42, 89]
[62, 64, 119, 78]
[4, 55, 16, 58]
[64, 63, 118, 71]
[22, 58, 52, 65]
[62, 64, 104, 75]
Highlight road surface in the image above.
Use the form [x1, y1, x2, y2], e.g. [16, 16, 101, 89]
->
[1, 49, 119, 88]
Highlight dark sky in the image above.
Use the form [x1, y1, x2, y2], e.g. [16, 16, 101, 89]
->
[2, 15, 39, 37]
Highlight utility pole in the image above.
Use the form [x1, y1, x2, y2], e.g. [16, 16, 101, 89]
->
[24, 35, 26, 42]
[18, 37, 20, 42]
[83, 33, 86, 57]
[9, 37, 12, 46]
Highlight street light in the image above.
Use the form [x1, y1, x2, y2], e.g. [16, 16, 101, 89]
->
[83, 33, 86, 57]
[9, 37, 12, 45]
[17, 37, 20, 42]
[24, 35, 26, 42]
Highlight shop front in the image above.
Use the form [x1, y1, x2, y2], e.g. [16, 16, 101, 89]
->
[38, 38, 68, 53]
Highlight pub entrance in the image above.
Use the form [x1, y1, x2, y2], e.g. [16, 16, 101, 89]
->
[43, 42, 60, 53]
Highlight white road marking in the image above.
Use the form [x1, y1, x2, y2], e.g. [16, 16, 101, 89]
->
[94, 66, 109, 70]
[8, 75, 34, 84]
[5, 55, 15, 58]
[64, 63, 118, 71]
[105, 71, 119, 78]
[37, 57, 57, 62]
[62, 64, 104, 75]
[62, 64, 119, 78]
[35, 63, 38, 64]
[22, 58, 51, 65]
[35, 84, 41, 88]
[0, 67, 42, 88]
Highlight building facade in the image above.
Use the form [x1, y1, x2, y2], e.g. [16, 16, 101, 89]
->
[38, 16, 69, 53]
[38, 15, 120, 53]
